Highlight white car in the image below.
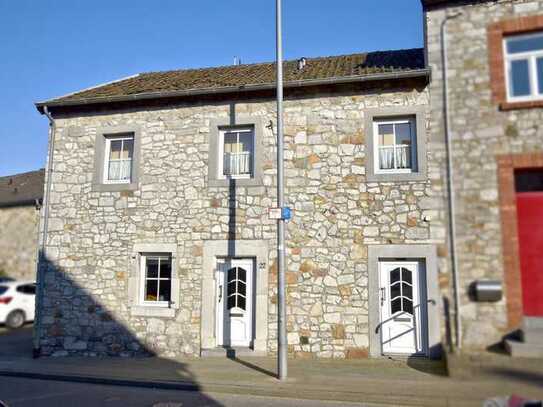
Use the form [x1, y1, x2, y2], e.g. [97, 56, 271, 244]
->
[0, 281, 36, 329]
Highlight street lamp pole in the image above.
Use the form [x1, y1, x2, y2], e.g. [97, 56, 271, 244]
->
[275, 0, 288, 381]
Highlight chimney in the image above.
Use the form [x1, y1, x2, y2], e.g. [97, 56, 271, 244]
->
[297, 57, 307, 71]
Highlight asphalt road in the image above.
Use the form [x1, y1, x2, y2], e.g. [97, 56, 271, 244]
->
[0, 377, 371, 407]
[0, 325, 33, 358]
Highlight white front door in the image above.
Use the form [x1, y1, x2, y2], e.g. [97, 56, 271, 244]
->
[378, 261, 428, 356]
[216, 258, 253, 347]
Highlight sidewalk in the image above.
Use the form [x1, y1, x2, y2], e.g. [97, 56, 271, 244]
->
[0, 352, 541, 406]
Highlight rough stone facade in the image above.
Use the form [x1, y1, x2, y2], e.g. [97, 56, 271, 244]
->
[424, 0, 543, 349]
[0, 205, 40, 281]
[36, 80, 449, 358]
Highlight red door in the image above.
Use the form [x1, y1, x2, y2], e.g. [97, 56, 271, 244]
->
[516, 192, 543, 316]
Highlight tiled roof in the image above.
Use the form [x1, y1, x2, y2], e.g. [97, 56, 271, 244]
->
[0, 169, 45, 208]
[421, 0, 489, 7]
[37, 48, 426, 109]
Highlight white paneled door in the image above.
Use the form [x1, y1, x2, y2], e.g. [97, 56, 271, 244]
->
[378, 261, 428, 356]
[216, 258, 254, 347]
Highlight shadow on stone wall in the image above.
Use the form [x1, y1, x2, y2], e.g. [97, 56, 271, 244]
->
[35, 251, 224, 406]
[442, 295, 453, 353]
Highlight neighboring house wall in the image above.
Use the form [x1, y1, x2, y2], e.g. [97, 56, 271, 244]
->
[36, 82, 448, 358]
[0, 205, 39, 281]
[424, 0, 543, 349]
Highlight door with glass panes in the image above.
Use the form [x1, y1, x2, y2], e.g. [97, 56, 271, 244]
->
[216, 259, 253, 347]
[378, 261, 428, 356]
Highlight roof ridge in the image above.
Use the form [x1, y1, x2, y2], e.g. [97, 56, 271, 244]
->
[140, 47, 425, 76]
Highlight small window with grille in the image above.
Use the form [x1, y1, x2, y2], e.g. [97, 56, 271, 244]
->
[389, 266, 414, 315]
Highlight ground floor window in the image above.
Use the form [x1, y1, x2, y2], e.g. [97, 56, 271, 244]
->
[140, 254, 172, 305]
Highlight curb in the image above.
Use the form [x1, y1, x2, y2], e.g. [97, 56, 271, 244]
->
[0, 369, 201, 391]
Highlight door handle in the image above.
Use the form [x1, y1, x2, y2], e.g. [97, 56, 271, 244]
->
[380, 287, 386, 306]
[218, 285, 223, 303]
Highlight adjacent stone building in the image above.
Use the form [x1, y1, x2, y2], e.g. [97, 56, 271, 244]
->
[33, 0, 543, 359]
[0, 169, 44, 281]
[424, 0, 543, 356]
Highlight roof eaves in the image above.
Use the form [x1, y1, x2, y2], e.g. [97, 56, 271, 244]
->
[35, 68, 430, 113]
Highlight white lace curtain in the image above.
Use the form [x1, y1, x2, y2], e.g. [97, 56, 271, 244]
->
[224, 151, 251, 176]
[108, 160, 132, 181]
[379, 145, 411, 170]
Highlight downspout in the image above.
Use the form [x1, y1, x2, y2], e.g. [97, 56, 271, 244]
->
[33, 105, 56, 357]
[441, 11, 464, 352]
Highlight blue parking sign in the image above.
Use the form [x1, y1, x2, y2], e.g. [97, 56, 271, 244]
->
[281, 207, 292, 220]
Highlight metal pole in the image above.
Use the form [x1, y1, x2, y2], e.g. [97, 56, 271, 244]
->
[441, 12, 463, 351]
[276, 0, 287, 380]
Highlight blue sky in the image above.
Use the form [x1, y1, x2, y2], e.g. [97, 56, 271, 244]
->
[0, 0, 423, 176]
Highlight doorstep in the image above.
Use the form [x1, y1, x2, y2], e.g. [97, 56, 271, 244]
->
[200, 347, 267, 358]
[505, 317, 543, 359]
[504, 339, 543, 359]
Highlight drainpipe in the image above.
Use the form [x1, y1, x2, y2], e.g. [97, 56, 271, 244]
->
[33, 105, 56, 357]
[441, 11, 464, 352]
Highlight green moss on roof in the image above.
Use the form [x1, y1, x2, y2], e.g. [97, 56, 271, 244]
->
[41, 48, 425, 106]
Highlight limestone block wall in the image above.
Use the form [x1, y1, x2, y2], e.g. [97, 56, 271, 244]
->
[36, 84, 446, 358]
[425, 0, 543, 349]
[0, 205, 39, 281]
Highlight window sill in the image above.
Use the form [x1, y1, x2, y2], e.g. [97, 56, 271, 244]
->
[366, 172, 426, 183]
[92, 182, 139, 193]
[208, 177, 263, 188]
[500, 100, 543, 110]
[130, 305, 176, 318]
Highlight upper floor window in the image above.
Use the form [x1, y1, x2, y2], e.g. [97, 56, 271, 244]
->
[218, 127, 254, 179]
[373, 117, 417, 174]
[104, 134, 134, 184]
[505, 32, 543, 101]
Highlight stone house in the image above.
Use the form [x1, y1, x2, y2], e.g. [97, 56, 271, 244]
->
[32, 0, 543, 359]
[424, 0, 543, 356]
[34, 49, 448, 359]
[0, 169, 44, 281]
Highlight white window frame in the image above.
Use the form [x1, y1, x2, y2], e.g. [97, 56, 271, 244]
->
[373, 117, 417, 175]
[217, 127, 255, 180]
[504, 31, 543, 102]
[139, 253, 172, 308]
[103, 134, 134, 185]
